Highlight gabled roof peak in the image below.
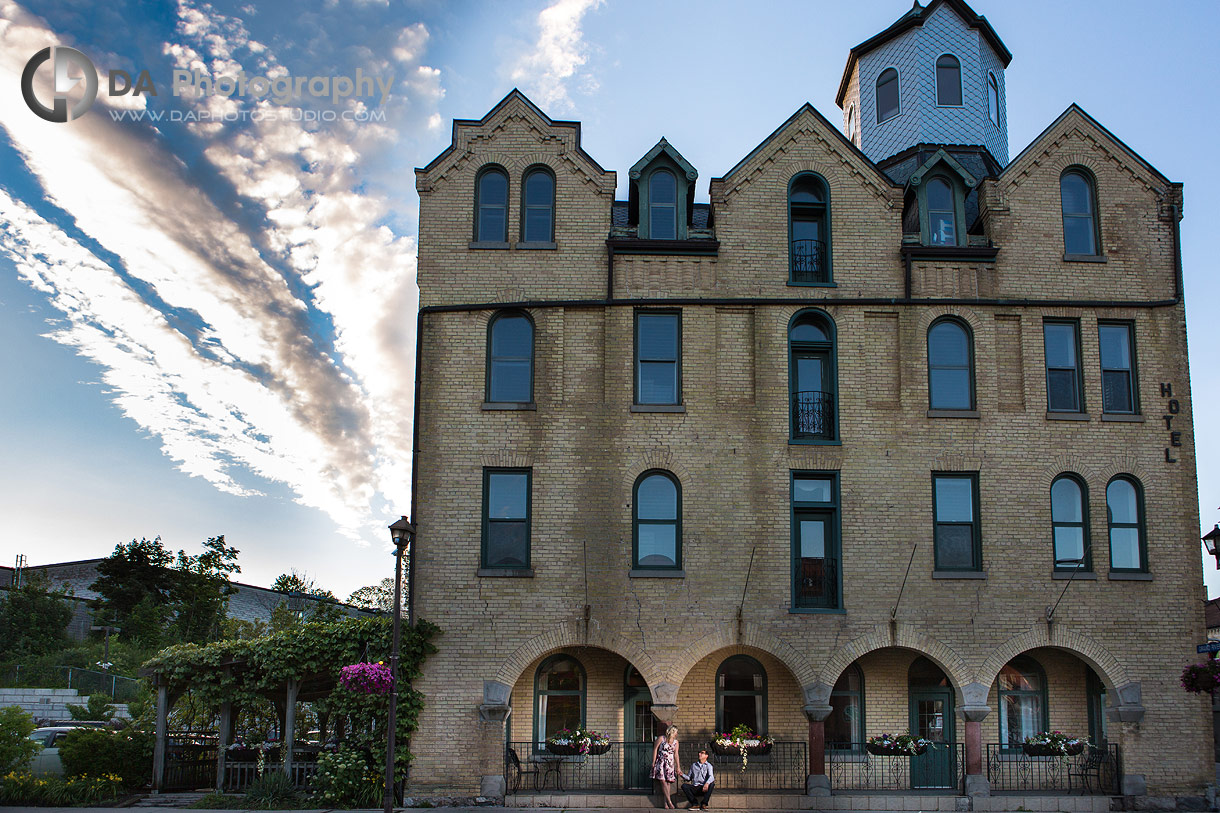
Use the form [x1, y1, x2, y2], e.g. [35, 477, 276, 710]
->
[909, 148, 978, 189]
[630, 137, 698, 181]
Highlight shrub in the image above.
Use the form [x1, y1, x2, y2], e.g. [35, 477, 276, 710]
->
[0, 771, 122, 806]
[66, 692, 116, 721]
[0, 707, 39, 773]
[242, 770, 299, 809]
[189, 791, 243, 809]
[310, 748, 381, 808]
[58, 726, 154, 787]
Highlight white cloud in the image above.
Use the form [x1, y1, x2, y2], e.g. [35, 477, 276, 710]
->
[509, 0, 603, 111]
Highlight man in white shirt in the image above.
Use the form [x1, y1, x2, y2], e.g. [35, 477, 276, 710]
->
[680, 748, 715, 809]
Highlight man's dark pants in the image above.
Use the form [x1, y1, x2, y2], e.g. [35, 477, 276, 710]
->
[681, 781, 714, 806]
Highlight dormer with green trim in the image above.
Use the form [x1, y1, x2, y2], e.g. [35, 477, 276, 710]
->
[902, 148, 986, 248]
[628, 139, 698, 240]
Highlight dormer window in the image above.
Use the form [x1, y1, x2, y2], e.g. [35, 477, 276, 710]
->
[905, 150, 974, 249]
[876, 68, 899, 123]
[649, 170, 677, 240]
[935, 55, 962, 106]
[926, 177, 957, 246]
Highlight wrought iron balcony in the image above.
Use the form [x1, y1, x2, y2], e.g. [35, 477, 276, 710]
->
[791, 390, 835, 440]
[986, 742, 1120, 794]
[828, 742, 965, 792]
[795, 556, 838, 609]
[790, 239, 828, 283]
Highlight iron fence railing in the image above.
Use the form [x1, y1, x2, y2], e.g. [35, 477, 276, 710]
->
[2, 664, 141, 702]
[506, 740, 807, 793]
[986, 743, 1120, 794]
[790, 239, 828, 283]
[224, 761, 319, 790]
[791, 390, 834, 440]
[795, 557, 838, 610]
[828, 743, 965, 792]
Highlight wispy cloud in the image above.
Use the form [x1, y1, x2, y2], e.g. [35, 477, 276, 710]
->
[509, 0, 603, 111]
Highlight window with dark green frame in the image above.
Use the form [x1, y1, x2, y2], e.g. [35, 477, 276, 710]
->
[633, 470, 680, 569]
[649, 169, 677, 240]
[1107, 475, 1147, 572]
[789, 174, 830, 285]
[482, 468, 530, 569]
[635, 310, 680, 405]
[927, 317, 974, 410]
[826, 663, 863, 751]
[1051, 474, 1091, 571]
[1099, 322, 1137, 414]
[792, 471, 840, 610]
[486, 311, 533, 403]
[926, 177, 958, 247]
[716, 655, 767, 734]
[932, 472, 981, 571]
[521, 167, 555, 243]
[789, 311, 836, 442]
[535, 655, 585, 746]
[1043, 320, 1083, 412]
[997, 656, 1047, 750]
[475, 166, 508, 243]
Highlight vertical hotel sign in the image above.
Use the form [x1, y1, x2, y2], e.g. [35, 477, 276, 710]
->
[1160, 383, 1185, 463]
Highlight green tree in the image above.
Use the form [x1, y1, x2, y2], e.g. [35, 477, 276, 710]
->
[0, 706, 39, 773]
[66, 693, 115, 722]
[271, 571, 343, 625]
[0, 573, 72, 656]
[347, 578, 396, 613]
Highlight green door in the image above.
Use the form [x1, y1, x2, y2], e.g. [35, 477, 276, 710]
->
[909, 689, 955, 789]
[624, 676, 656, 789]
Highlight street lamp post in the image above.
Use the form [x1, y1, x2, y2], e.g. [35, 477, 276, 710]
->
[385, 516, 416, 813]
[1204, 525, 1220, 570]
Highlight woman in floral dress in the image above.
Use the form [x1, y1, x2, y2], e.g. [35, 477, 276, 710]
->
[650, 725, 681, 809]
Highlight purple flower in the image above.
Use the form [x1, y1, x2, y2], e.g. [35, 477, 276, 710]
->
[339, 661, 394, 695]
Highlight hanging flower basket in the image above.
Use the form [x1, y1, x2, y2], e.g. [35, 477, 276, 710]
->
[865, 734, 930, 756]
[545, 742, 583, 756]
[546, 728, 610, 756]
[710, 740, 773, 756]
[339, 661, 393, 695]
[1022, 732, 1087, 757]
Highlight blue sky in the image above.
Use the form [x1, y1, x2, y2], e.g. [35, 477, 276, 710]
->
[1, 0, 1217, 602]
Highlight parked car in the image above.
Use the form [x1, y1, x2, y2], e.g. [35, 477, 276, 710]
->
[27, 724, 101, 775]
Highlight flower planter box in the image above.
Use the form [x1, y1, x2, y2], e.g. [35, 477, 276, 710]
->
[225, 747, 259, 762]
[588, 742, 611, 755]
[866, 743, 927, 756]
[710, 741, 773, 757]
[1022, 742, 1084, 757]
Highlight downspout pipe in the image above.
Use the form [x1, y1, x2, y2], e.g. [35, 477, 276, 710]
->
[408, 306, 423, 629]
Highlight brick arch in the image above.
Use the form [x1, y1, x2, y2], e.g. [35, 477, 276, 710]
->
[974, 624, 1129, 697]
[479, 450, 533, 469]
[491, 619, 665, 690]
[668, 621, 816, 688]
[1035, 456, 1101, 492]
[626, 449, 695, 486]
[1092, 457, 1155, 487]
[817, 623, 972, 704]
[915, 305, 985, 336]
[1050, 151, 1105, 179]
[780, 159, 848, 190]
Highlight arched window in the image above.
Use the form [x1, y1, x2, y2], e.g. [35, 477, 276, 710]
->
[1051, 474, 1090, 571]
[633, 471, 680, 570]
[927, 318, 974, 410]
[789, 174, 830, 284]
[716, 655, 767, 734]
[475, 166, 508, 243]
[486, 311, 533, 403]
[521, 167, 555, 243]
[936, 55, 962, 106]
[926, 177, 957, 246]
[987, 73, 1000, 126]
[535, 655, 585, 745]
[827, 664, 864, 751]
[788, 311, 836, 442]
[847, 105, 857, 143]
[1061, 169, 1100, 256]
[997, 656, 1047, 749]
[876, 68, 899, 122]
[1107, 476, 1146, 571]
[649, 169, 677, 240]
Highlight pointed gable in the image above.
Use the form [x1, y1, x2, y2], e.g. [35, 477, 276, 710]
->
[628, 138, 699, 240]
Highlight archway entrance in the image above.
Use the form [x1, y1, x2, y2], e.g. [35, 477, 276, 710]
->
[909, 657, 956, 789]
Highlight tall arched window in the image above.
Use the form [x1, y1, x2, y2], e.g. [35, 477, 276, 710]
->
[827, 664, 864, 751]
[987, 73, 1000, 126]
[1051, 474, 1090, 571]
[633, 471, 680, 570]
[997, 656, 1047, 749]
[1107, 476, 1146, 572]
[716, 655, 767, 734]
[926, 177, 957, 246]
[927, 318, 974, 411]
[521, 167, 555, 243]
[789, 174, 830, 284]
[475, 166, 508, 243]
[486, 311, 534, 404]
[535, 655, 585, 745]
[876, 68, 899, 122]
[936, 55, 962, 106]
[1061, 169, 1100, 256]
[649, 169, 677, 239]
[789, 311, 836, 442]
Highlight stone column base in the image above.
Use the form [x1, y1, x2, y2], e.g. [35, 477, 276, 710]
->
[964, 774, 990, 797]
[1122, 774, 1147, 797]
[806, 774, 831, 796]
[480, 774, 505, 798]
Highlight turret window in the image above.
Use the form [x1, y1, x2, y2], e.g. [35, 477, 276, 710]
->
[876, 68, 899, 123]
[935, 55, 962, 106]
[987, 73, 1000, 126]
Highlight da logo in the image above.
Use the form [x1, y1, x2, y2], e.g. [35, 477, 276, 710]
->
[21, 46, 98, 122]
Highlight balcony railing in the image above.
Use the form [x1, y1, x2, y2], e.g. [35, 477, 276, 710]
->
[795, 557, 838, 609]
[506, 740, 807, 793]
[828, 743, 965, 792]
[986, 743, 1120, 794]
[791, 390, 835, 440]
[790, 239, 828, 283]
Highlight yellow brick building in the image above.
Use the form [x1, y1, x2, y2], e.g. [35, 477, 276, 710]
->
[408, 0, 1207, 805]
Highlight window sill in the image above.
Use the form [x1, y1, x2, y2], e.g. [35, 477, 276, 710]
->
[631, 404, 686, 413]
[629, 569, 685, 579]
[517, 241, 557, 250]
[469, 240, 510, 250]
[932, 570, 986, 579]
[1108, 571, 1153, 581]
[477, 568, 535, 578]
[482, 401, 537, 411]
[789, 438, 841, 446]
[1063, 253, 1107, 263]
[1046, 412, 1090, 421]
[927, 409, 979, 419]
[1101, 413, 1144, 422]
[1052, 570, 1096, 580]
[786, 281, 837, 288]
[790, 606, 847, 614]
